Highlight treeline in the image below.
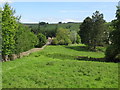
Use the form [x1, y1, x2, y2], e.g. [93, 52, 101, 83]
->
[1, 3, 47, 61]
[26, 21, 81, 45]
[26, 22, 80, 38]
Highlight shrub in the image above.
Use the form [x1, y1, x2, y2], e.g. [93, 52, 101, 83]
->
[59, 40, 65, 45]
[115, 54, 120, 62]
[56, 28, 72, 45]
[64, 38, 72, 45]
[15, 24, 38, 54]
[37, 33, 47, 47]
[105, 6, 120, 62]
[105, 45, 119, 62]
[51, 38, 58, 45]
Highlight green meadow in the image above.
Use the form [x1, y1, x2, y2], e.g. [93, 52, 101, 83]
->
[2, 44, 118, 88]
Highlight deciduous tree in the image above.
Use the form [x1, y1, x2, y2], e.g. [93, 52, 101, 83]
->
[79, 17, 93, 47]
[79, 11, 106, 50]
[2, 3, 18, 61]
[105, 6, 120, 62]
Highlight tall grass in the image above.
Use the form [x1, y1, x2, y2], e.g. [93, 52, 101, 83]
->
[2, 44, 118, 88]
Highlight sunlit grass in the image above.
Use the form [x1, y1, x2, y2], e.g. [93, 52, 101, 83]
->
[2, 44, 118, 88]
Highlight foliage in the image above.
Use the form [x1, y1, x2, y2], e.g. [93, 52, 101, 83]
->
[37, 33, 47, 47]
[51, 38, 58, 45]
[102, 22, 114, 45]
[105, 45, 119, 62]
[79, 17, 93, 46]
[2, 44, 118, 88]
[37, 23, 57, 37]
[92, 11, 106, 47]
[76, 34, 81, 44]
[0, 7, 1, 23]
[26, 23, 80, 38]
[56, 28, 72, 45]
[79, 11, 106, 50]
[14, 24, 38, 54]
[2, 3, 18, 60]
[30, 24, 39, 35]
[70, 31, 81, 44]
[0, 8, 2, 50]
[1, 3, 40, 61]
[105, 6, 120, 62]
[70, 31, 77, 44]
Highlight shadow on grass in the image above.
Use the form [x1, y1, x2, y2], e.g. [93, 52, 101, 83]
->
[76, 56, 106, 62]
[65, 45, 105, 52]
[42, 53, 107, 62]
[65, 45, 90, 52]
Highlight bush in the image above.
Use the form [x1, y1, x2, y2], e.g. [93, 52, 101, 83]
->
[115, 54, 120, 62]
[56, 28, 72, 45]
[15, 24, 38, 54]
[59, 40, 65, 45]
[51, 38, 58, 45]
[64, 38, 72, 45]
[105, 45, 120, 62]
[37, 33, 47, 47]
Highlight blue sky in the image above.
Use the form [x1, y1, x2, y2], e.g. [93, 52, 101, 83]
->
[7, 2, 119, 23]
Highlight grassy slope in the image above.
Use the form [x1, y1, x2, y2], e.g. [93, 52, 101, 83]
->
[2, 44, 118, 88]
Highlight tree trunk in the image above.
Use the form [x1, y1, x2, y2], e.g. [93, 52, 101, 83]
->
[2, 55, 9, 62]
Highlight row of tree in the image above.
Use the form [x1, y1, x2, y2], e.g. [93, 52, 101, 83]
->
[1, 3, 47, 61]
[30, 22, 57, 37]
[28, 22, 80, 38]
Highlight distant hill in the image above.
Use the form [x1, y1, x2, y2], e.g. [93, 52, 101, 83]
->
[23, 22, 81, 32]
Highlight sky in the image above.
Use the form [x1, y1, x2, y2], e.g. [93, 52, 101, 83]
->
[0, 1, 119, 23]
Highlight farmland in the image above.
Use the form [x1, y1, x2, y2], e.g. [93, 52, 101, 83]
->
[24, 22, 81, 32]
[2, 44, 118, 88]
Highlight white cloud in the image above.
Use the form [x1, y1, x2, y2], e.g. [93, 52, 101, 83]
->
[62, 19, 80, 23]
[21, 17, 81, 24]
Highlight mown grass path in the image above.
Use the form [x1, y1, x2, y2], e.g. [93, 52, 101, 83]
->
[2, 44, 118, 88]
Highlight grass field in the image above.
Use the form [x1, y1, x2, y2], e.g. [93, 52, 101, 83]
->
[2, 44, 118, 88]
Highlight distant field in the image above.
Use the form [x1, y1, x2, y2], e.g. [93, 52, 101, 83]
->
[24, 23, 81, 32]
[2, 44, 118, 88]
